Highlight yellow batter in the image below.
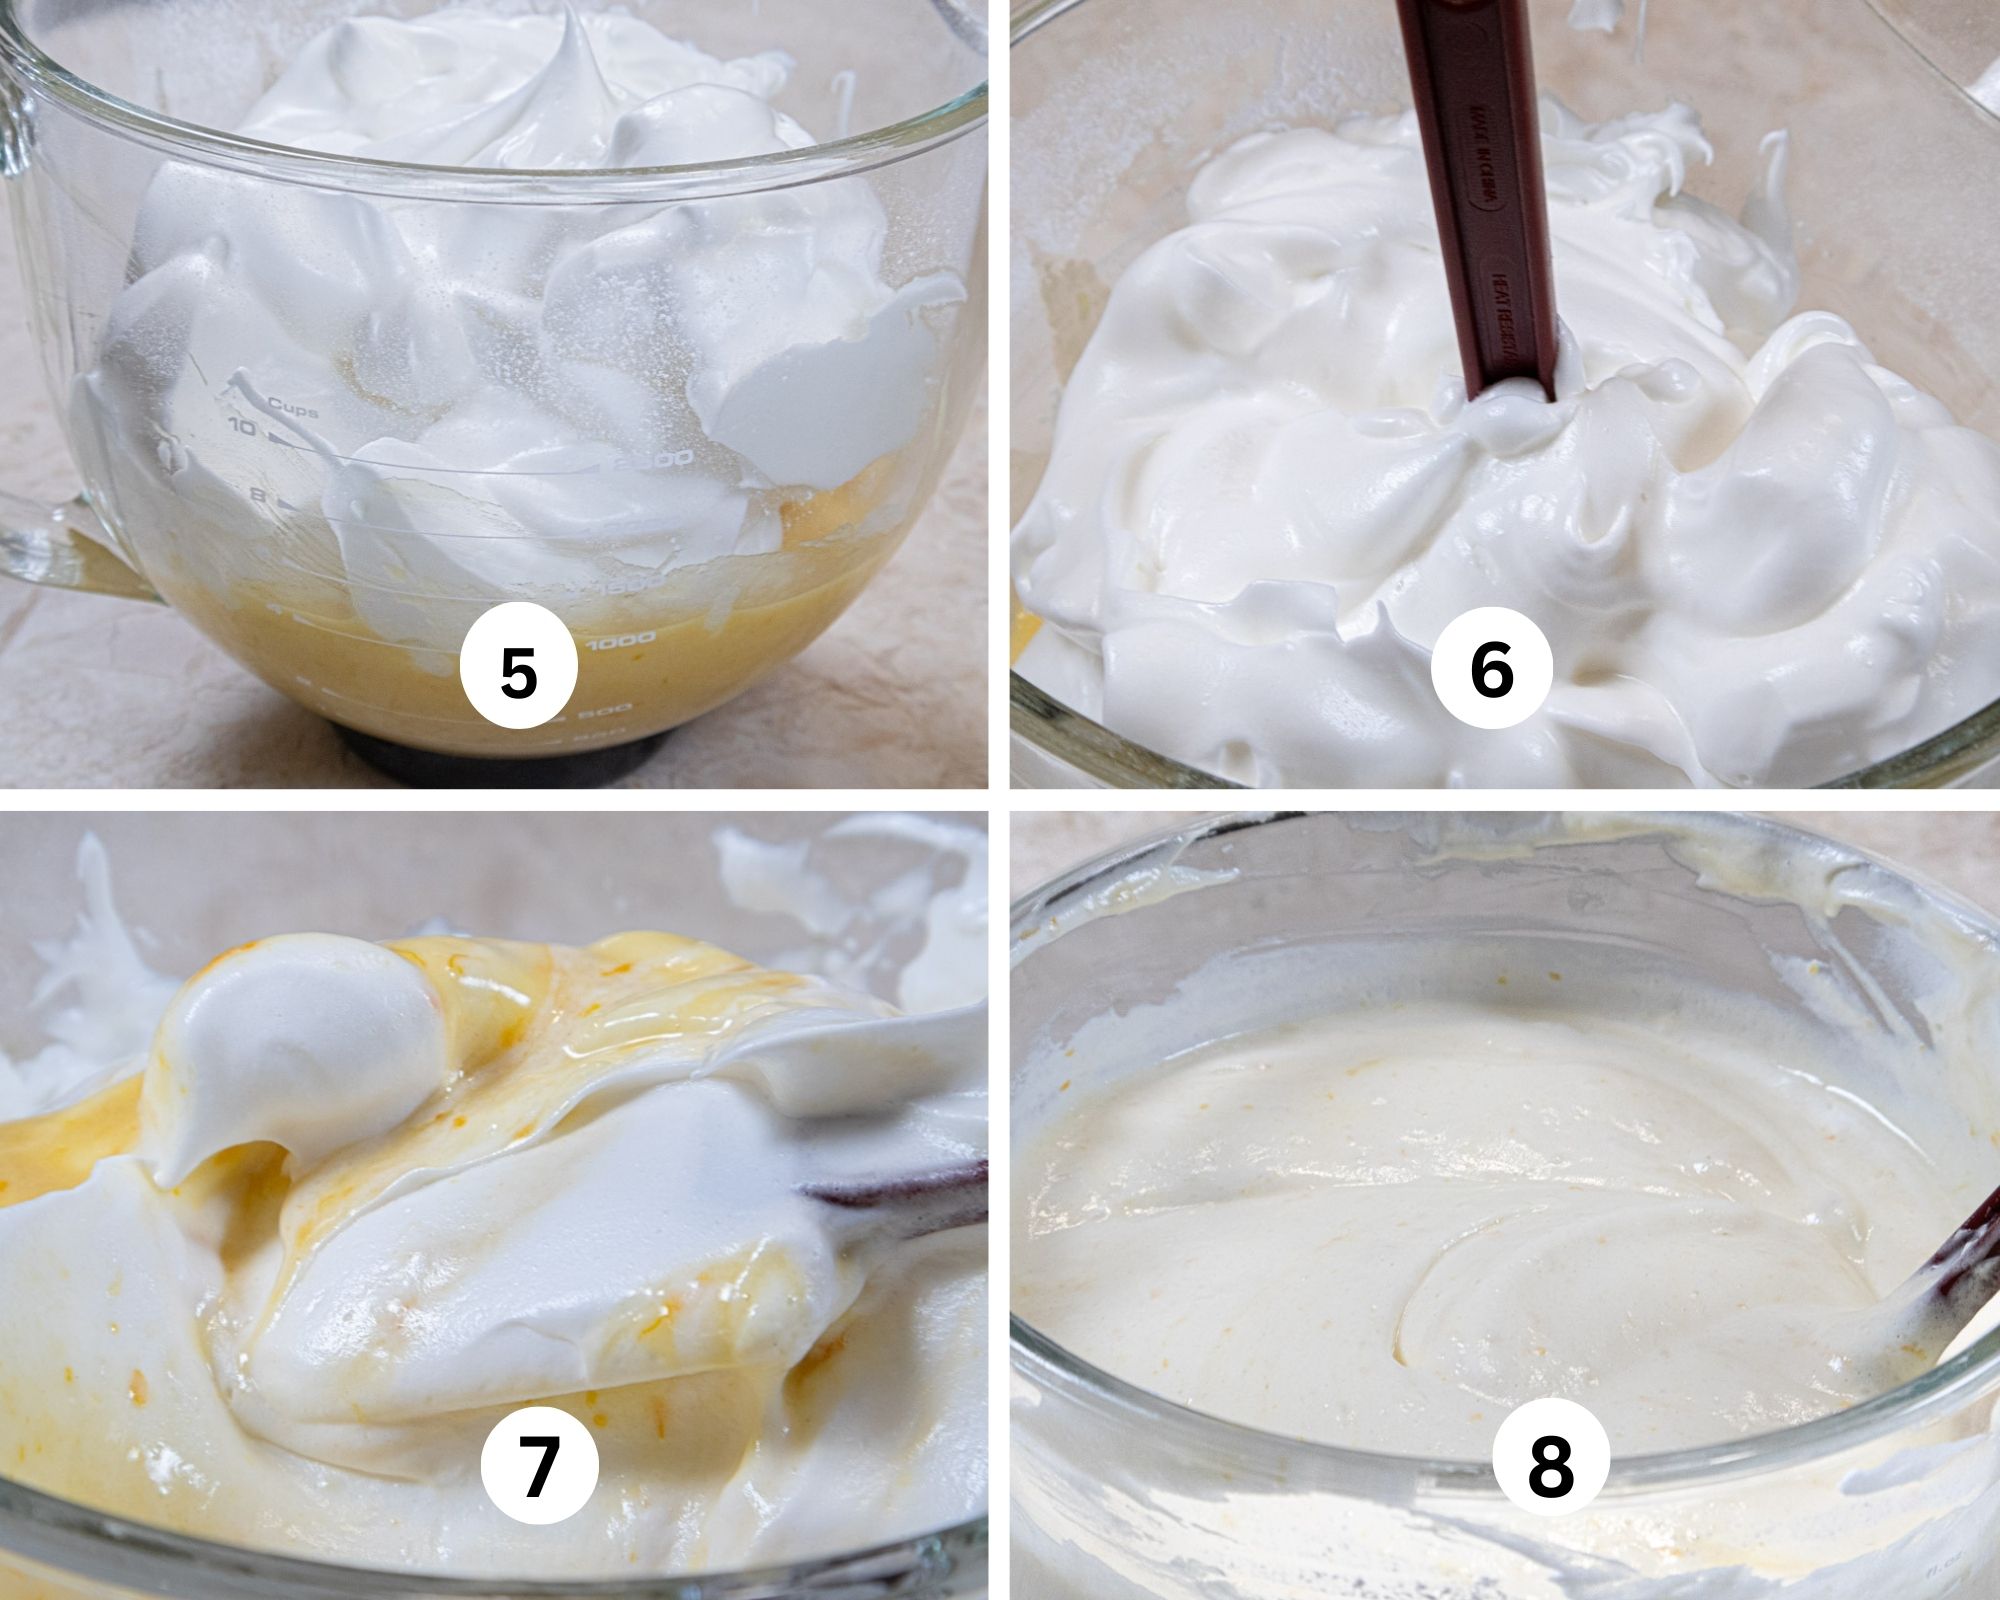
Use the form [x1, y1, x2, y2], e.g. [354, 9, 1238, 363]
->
[153, 464, 906, 759]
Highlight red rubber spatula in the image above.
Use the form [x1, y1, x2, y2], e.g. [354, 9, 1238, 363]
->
[1395, 0, 1560, 400]
[801, 1159, 989, 1241]
[1848, 1178, 2000, 1392]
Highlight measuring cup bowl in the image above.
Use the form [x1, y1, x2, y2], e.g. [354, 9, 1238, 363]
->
[0, 0, 987, 761]
[1009, 0, 2000, 789]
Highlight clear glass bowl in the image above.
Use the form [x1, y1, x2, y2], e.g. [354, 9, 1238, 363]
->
[0, 812, 987, 1600]
[0, 0, 987, 761]
[1011, 811, 2000, 1597]
[1008, 0, 2000, 789]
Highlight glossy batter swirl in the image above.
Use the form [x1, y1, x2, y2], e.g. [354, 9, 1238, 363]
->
[1015, 999, 1967, 1456]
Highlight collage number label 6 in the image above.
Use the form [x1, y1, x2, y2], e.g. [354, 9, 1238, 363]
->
[480, 1406, 600, 1525]
[1492, 1399, 1612, 1517]
[1432, 607, 1554, 731]
[460, 603, 579, 730]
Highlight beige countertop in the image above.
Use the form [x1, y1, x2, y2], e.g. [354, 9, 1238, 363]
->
[0, 213, 987, 790]
[1012, 810, 2000, 915]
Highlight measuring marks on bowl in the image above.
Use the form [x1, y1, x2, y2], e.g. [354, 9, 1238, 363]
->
[172, 372, 720, 751]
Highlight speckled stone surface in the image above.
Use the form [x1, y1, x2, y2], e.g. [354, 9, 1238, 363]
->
[1011, 811, 2000, 915]
[0, 211, 987, 790]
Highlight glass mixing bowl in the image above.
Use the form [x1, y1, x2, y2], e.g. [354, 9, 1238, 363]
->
[0, 811, 987, 1599]
[1008, 0, 2000, 789]
[1011, 811, 2000, 1598]
[0, 0, 986, 768]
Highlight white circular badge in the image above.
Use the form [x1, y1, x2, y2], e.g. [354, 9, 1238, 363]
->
[480, 1406, 599, 1525]
[1431, 607, 1555, 730]
[459, 602, 578, 730]
[1492, 1398, 1612, 1517]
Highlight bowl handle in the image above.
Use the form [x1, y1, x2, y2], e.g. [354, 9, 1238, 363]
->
[0, 490, 163, 602]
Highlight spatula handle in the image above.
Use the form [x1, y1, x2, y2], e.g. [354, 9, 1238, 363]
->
[801, 1158, 988, 1240]
[1927, 1180, 2000, 1317]
[1395, 0, 1560, 399]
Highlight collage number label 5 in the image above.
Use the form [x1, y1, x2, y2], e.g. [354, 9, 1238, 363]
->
[1492, 1399, 1611, 1517]
[480, 1406, 600, 1525]
[460, 603, 579, 730]
[1432, 607, 1554, 731]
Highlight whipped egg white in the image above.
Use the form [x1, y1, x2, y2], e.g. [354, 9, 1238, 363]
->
[0, 902, 984, 1573]
[1012, 101, 2000, 787]
[77, 4, 964, 647]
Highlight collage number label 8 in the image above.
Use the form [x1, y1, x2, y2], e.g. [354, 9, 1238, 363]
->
[1491, 1399, 1611, 1517]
